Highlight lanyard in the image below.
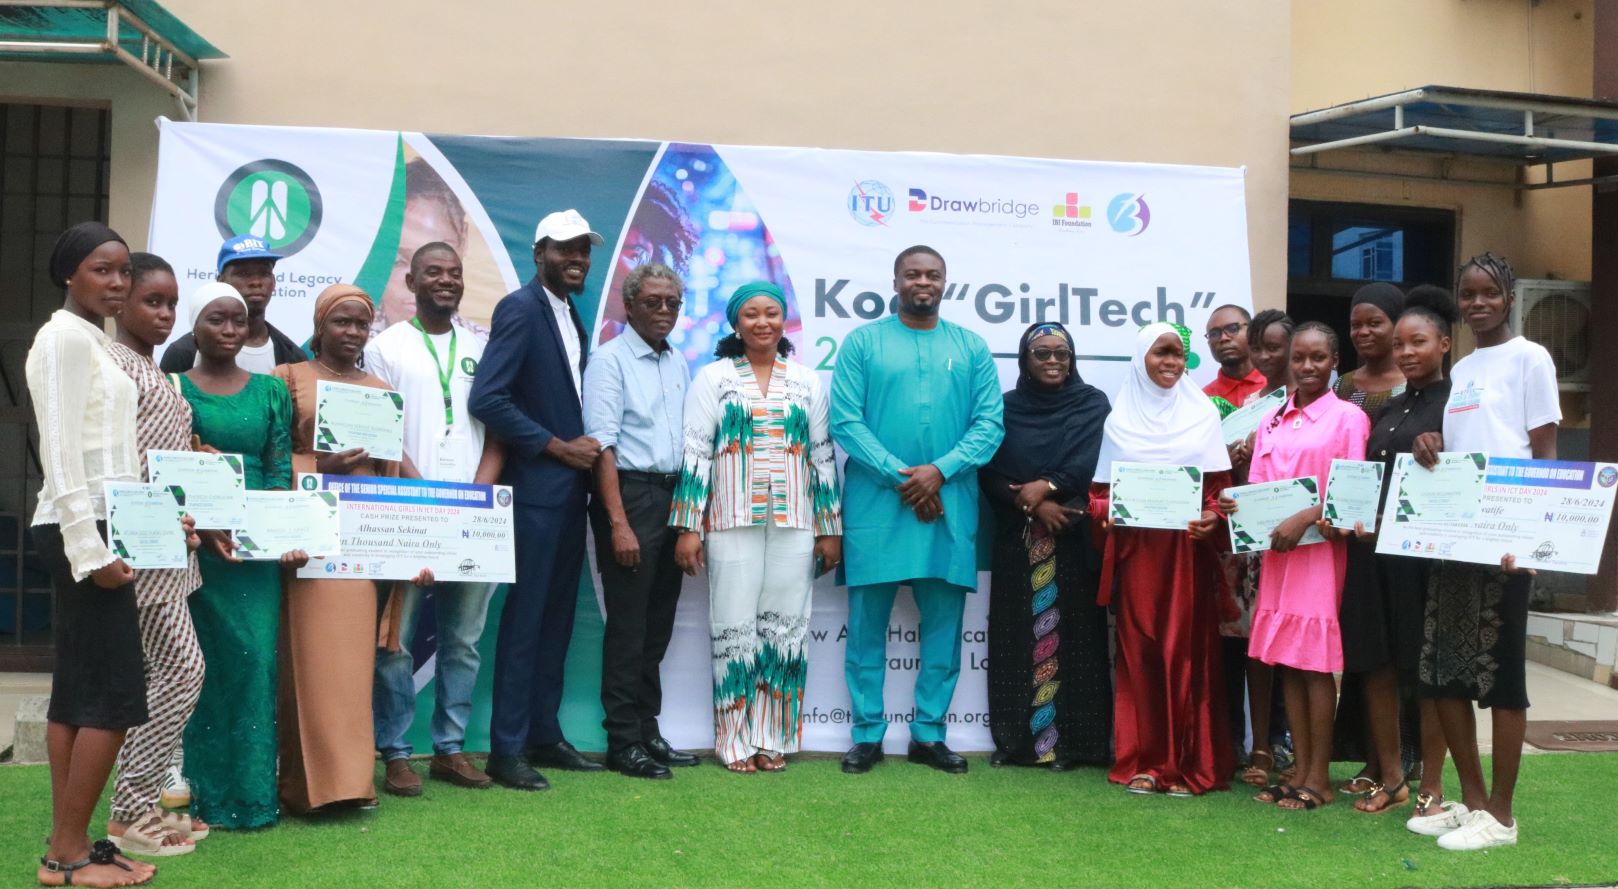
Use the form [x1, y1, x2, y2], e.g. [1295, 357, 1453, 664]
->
[410, 317, 458, 428]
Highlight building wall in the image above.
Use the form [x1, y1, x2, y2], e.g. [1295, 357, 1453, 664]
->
[1291, 0, 1595, 294]
[0, 0, 1293, 310]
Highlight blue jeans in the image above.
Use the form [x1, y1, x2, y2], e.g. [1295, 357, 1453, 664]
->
[373, 580, 497, 760]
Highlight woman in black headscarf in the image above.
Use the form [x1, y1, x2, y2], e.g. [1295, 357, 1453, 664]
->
[980, 321, 1113, 769]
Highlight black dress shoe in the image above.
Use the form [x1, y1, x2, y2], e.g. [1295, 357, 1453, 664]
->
[486, 754, 550, 791]
[526, 740, 606, 772]
[841, 742, 885, 774]
[608, 744, 673, 780]
[645, 737, 700, 767]
[989, 750, 1012, 767]
[908, 741, 968, 773]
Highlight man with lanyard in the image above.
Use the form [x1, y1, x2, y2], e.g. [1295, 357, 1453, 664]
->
[582, 262, 696, 780]
[364, 242, 505, 796]
[469, 209, 605, 791]
[160, 234, 308, 373]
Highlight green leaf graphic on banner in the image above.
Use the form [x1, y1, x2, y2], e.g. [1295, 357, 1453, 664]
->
[351, 134, 408, 306]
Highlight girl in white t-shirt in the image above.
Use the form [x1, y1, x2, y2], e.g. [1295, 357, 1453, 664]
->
[1407, 252, 1560, 851]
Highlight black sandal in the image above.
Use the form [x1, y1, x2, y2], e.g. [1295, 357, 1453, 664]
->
[40, 839, 150, 886]
[1253, 782, 1291, 804]
[1282, 786, 1327, 811]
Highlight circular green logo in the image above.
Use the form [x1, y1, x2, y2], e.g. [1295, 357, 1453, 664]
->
[214, 159, 323, 256]
[460, 357, 478, 376]
[300, 475, 318, 490]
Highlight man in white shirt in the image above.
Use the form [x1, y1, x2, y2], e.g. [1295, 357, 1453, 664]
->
[364, 242, 505, 796]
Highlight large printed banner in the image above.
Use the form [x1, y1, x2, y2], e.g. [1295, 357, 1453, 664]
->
[149, 120, 1253, 754]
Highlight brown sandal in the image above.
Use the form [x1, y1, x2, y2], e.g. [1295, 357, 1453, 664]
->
[752, 753, 786, 772]
[1241, 750, 1273, 787]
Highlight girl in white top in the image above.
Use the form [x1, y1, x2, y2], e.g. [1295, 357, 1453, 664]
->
[27, 222, 193, 886]
[1407, 252, 1560, 851]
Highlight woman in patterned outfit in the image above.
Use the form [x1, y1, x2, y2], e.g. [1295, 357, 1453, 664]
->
[104, 254, 208, 856]
[980, 322, 1111, 769]
[672, 282, 842, 773]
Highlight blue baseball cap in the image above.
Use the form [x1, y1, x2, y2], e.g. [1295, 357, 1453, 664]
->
[216, 235, 284, 274]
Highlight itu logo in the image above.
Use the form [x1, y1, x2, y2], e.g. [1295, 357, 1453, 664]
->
[847, 180, 895, 227]
[1108, 192, 1152, 236]
[1050, 192, 1093, 229]
[214, 159, 324, 256]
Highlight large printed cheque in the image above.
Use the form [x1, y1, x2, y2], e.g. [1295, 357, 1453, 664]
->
[313, 380, 405, 462]
[294, 474, 515, 583]
[1375, 458, 1618, 574]
[1110, 462, 1204, 531]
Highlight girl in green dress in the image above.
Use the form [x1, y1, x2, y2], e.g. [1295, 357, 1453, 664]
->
[178, 283, 303, 830]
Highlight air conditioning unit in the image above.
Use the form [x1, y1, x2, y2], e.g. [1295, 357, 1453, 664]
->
[1512, 278, 1590, 392]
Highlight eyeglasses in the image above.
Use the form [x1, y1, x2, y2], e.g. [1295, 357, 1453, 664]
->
[1030, 348, 1073, 362]
[1205, 322, 1247, 342]
[632, 297, 683, 311]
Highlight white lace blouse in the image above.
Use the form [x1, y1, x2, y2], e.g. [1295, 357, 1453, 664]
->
[27, 310, 140, 581]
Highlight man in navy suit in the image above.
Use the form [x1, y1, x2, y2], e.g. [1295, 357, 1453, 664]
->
[469, 209, 608, 790]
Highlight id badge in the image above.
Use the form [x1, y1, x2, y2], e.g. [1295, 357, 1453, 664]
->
[436, 434, 471, 483]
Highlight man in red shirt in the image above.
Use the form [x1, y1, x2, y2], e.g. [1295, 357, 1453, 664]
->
[1202, 304, 1266, 407]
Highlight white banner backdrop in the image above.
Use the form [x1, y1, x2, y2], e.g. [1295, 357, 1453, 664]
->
[149, 121, 1252, 754]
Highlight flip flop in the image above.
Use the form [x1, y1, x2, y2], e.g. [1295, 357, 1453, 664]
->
[1354, 780, 1409, 814]
[1339, 775, 1376, 795]
[1125, 774, 1158, 795]
[1281, 786, 1327, 811]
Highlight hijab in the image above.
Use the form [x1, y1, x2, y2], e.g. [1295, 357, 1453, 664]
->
[48, 221, 125, 287]
[726, 280, 786, 327]
[987, 322, 1110, 493]
[1094, 322, 1231, 483]
[187, 281, 248, 330]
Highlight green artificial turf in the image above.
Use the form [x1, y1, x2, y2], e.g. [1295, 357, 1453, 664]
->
[3, 754, 1615, 888]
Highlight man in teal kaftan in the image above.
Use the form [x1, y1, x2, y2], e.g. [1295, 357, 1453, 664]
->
[831, 246, 1004, 774]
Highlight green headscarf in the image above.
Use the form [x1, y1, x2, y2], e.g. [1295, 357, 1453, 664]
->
[725, 281, 786, 327]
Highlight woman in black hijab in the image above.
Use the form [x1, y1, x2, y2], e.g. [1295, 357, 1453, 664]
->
[980, 321, 1113, 769]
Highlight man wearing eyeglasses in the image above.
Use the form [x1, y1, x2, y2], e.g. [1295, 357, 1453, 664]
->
[582, 262, 697, 779]
[1201, 304, 1266, 408]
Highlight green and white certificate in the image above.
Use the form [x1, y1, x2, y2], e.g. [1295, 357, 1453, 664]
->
[314, 380, 405, 462]
[1226, 477, 1325, 554]
[234, 490, 342, 560]
[104, 481, 188, 569]
[1110, 462, 1204, 531]
[1388, 452, 1488, 524]
[1220, 388, 1287, 445]
[1323, 459, 1385, 531]
[146, 449, 247, 530]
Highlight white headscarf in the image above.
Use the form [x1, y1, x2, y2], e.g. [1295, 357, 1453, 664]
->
[1094, 322, 1232, 483]
[187, 281, 248, 330]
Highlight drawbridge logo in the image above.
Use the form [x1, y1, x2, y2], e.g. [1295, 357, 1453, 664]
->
[908, 188, 1041, 220]
[1107, 192, 1151, 236]
[847, 180, 895, 227]
[214, 160, 324, 256]
[1051, 192, 1093, 229]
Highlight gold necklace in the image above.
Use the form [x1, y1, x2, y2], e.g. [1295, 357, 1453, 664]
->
[316, 358, 361, 379]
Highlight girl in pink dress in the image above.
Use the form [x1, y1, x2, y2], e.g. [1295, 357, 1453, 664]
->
[1231, 322, 1368, 811]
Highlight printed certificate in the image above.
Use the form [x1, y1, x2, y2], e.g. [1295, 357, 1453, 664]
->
[1110, 462, 1204, 531]
[1220, 387, 1287, 445]
[295, 474, 515, 583]
[1376, 458, 1618, 574]
[146, 449, 247, 529]
[105, 482, 187, 569]
[1226, 477, 1326, 554]
[234, 490, 341, 560]
[1323, 459, 1385, 531]
[313, 380, 405, 462]
[1388, 452, 1487, 523]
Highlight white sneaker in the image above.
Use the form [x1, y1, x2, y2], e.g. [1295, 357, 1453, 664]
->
[158, 762, 191, 809]
[1406, 799, 1470, 836]
[1437, 810, 1518, 851]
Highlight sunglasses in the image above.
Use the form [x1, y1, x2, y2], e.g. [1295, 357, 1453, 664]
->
[1205, 322, 1247, 342]
[632, 297, 683, 311]
[1030, 347, 1073, 362]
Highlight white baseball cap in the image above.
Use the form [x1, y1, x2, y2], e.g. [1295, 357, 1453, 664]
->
[533, 209, 604, 246]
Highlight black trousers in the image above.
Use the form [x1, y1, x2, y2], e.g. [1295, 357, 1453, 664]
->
[590, 473, 685, 753]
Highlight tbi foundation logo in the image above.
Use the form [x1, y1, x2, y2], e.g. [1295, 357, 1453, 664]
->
[214, 159, 324, 256]
[1108, 192, 1152, 236]
[1050, 192, 1093, 229]
[847, 180, 895, 227]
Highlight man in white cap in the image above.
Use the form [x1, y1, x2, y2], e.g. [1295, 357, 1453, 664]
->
[469, 209, 607, 790]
